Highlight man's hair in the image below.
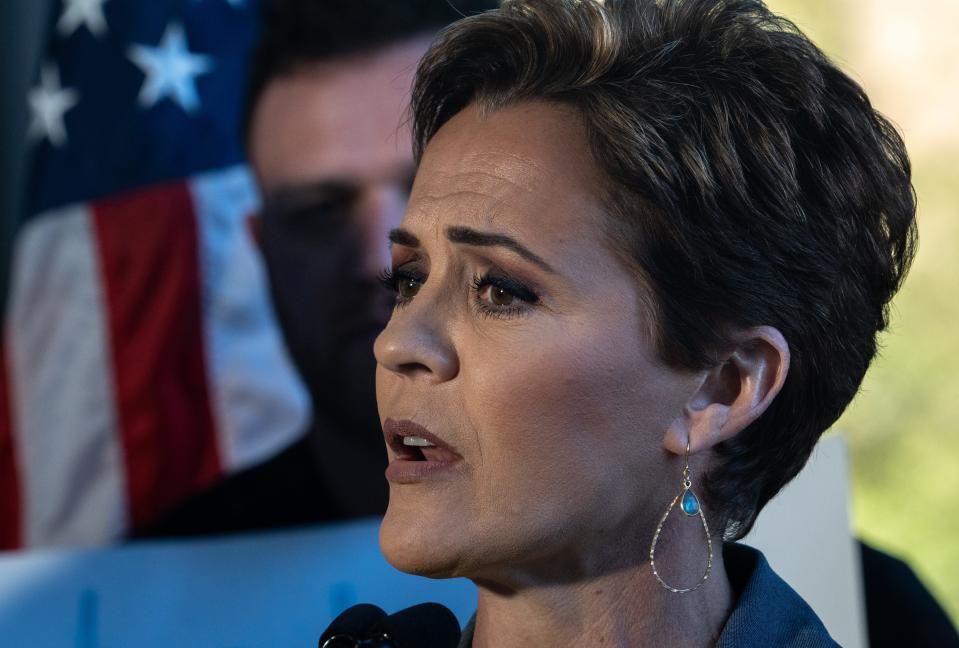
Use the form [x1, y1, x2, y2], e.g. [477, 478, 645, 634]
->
[411, 0, 917, 539]
[243, 0, 497, 141]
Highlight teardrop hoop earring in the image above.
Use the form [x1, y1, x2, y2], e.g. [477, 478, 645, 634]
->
[649, 439, 713, 594]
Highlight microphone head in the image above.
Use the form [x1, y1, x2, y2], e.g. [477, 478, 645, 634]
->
[371, 602, 462, 648]
[319, 603, 388, 648]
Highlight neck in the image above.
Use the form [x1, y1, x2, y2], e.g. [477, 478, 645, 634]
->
[470, 545, 733, 648]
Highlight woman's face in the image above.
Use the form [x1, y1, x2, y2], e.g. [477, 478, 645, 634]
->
[374, 101, 701, 583]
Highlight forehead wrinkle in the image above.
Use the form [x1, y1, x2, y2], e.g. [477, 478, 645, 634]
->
[455, 150, 551, 184]
[406, 189, 528, 236]
[418, 147, 556, 190]
[414, 170, 536, 203]
[408, 171, 544, 237]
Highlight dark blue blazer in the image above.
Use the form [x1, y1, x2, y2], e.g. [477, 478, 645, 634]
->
[457, 543, 839, 647]
[716, 543, 838, 647]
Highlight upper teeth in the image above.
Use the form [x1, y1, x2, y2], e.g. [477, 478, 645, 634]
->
[403, 436, 436, 447]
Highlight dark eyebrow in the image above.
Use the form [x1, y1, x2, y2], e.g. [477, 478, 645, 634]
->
[388, 226, 556, 274]
[446, 225, 556, 274]
[388, 228, 421, 248]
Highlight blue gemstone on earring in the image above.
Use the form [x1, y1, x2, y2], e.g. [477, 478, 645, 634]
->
[681, 489, 700, 516]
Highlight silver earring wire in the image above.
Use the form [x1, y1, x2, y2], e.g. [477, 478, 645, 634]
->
[649, 439, 713, 593]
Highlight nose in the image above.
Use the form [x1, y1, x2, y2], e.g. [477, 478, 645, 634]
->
[356, 184, 408, 279]
[374, 296, 459, 384]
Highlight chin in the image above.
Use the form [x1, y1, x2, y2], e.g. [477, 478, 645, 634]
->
[378, 502, 468, 579]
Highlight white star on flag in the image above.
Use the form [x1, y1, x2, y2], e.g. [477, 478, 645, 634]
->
[57, 0, 110, 38]
[127, 23, 214, 113]
[28, 63, 80, 148]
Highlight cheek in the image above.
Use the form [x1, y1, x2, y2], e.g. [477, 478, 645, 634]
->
[375, 362, 395, 425]
[462, 315, 685, 532]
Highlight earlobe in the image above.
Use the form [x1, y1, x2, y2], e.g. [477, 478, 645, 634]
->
[663, 326, 790, 455]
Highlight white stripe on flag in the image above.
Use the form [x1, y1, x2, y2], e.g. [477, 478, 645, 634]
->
[190, 166, 310, 472]
[6, 206, 127, 548]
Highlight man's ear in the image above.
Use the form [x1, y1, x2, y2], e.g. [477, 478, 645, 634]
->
[245, 212, 262, 248]
[664, 326, 790, 455]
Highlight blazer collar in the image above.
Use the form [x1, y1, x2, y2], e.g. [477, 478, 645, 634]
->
[458, 543, 838, 647]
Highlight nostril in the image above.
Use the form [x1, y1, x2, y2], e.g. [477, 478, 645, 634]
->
[396, 361, 434, 377]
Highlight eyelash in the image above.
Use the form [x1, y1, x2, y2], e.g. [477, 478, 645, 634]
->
[377, 266, 540, 319]
[376, 266, 423, 306]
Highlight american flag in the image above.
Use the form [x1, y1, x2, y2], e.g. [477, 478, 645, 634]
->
[0, 0, 309, 550]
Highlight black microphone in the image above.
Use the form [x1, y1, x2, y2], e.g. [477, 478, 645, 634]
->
[370, 603, 462, 648]
[318, 603, 387, 647]
[318, 602, 462, 648]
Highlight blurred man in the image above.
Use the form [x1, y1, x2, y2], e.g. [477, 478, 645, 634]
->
[139, 0, 494, 535]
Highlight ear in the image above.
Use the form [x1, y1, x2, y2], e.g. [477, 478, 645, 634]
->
[245, 212, 262, 248]
[663, 326, 790, 455]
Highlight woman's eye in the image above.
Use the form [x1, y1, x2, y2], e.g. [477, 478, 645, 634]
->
[478, 284, 516, 307]
[472, 273, 539, 318]
[379, 267, 538, 317]
[378, 266, 425, 305]
[397, 276, 421, 299]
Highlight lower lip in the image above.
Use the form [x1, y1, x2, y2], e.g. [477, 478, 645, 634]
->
[385, 457, 463, 484]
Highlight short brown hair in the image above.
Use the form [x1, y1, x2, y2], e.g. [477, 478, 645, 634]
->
[410, 0, 917, 538]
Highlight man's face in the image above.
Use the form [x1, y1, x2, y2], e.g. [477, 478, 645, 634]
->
[248, 37, 429, 436]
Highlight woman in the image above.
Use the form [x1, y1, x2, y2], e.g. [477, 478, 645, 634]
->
[371, 0, 916, 645]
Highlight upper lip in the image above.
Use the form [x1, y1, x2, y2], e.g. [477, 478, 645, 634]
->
[383, 418, 462, 460]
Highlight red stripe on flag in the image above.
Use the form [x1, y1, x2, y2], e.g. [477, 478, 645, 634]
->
[93, 182, 222, 530]
[0, 342, 22, 549]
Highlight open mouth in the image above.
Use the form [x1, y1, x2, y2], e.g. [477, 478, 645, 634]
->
[397, 436, 430, 461]
[383, 419, 463, 483]
[384, 419, 462, 464]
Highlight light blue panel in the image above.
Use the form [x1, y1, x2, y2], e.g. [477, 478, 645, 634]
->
[0, 518, 477, 647]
